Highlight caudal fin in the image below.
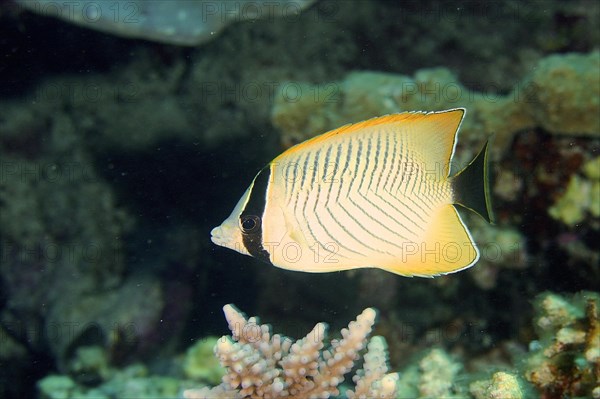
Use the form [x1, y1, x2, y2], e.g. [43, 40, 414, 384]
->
[451, 141, 494, 224]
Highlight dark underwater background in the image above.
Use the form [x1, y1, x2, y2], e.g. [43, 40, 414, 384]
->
[0, 1, 598, 398]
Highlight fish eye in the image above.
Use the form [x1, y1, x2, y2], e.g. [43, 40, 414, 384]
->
[240, 215, 260, 233]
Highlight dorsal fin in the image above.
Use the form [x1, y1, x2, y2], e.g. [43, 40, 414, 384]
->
[274, 109, 465, 168]
[397, 109, 464, 178]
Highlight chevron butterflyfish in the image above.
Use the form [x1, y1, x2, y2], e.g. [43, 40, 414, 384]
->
[211, 108, 493, 276]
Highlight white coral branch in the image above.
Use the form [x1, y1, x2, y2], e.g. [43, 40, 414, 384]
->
[347, 336, 399, 399]
[183, 305, 398, 399]
[309, 308, 377, 397]
[281, 322, 326, 395]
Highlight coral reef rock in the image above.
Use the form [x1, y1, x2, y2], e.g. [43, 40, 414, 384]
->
[525, 291, 600, 398]
[549, 155, 600, 226]
[272, 51, 600, 159]
[466, 218, 527, 290]
[183, 336, 226, 386]
[469, 371, 525, 399]
[417, 348, 463, 398]
[38, 363, 193, 399]
[392, 347, 466, 398]
[15, 0, 317, 46]
[183, 304, 398, 399]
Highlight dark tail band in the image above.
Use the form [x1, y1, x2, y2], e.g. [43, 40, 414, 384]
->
[451, 140, 494, 224]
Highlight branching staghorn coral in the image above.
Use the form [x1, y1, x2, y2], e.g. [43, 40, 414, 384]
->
[183, 305, 398, 399]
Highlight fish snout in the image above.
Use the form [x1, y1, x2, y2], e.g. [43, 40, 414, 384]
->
[210, 222, 247, 255]
[210, 226, 224, 245]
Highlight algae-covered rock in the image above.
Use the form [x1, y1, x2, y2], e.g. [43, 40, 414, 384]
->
[549, 156, 600, 226]
[272, 51, 600, 160]
[390, 348, 468, 398]
[525, 291, 600, 398]
[549, 175, 592, 225]
[584, 156, 600, 180]
[102, 375, 182, 398]
[45, 276, 165, 370]
[393, 363, 420, 399]
[183, 337, 226, 385]
[470, 371, 525, 399]
[0, 109, 143, 370]
[523, 52, 600, 136]
[67, 346, 111, 386]
[418, 348, 464, 398]
[15, 0, 317, 46]
[38, 375, 78, 399]
[466, 218, 527, 290]
[37, 362, 196, 399]
[535, 292, 584, 333]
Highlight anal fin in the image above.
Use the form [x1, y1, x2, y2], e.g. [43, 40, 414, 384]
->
[380, 204, 479, 276]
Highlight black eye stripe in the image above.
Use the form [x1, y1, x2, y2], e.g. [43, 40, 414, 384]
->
[240, 167, 272, 264]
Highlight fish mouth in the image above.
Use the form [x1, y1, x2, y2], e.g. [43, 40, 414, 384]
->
[210, 220, 248, 255]
[210, 226, 223, 245]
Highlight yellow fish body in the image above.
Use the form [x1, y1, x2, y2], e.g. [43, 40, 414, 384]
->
[211, 109, 493, 276]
